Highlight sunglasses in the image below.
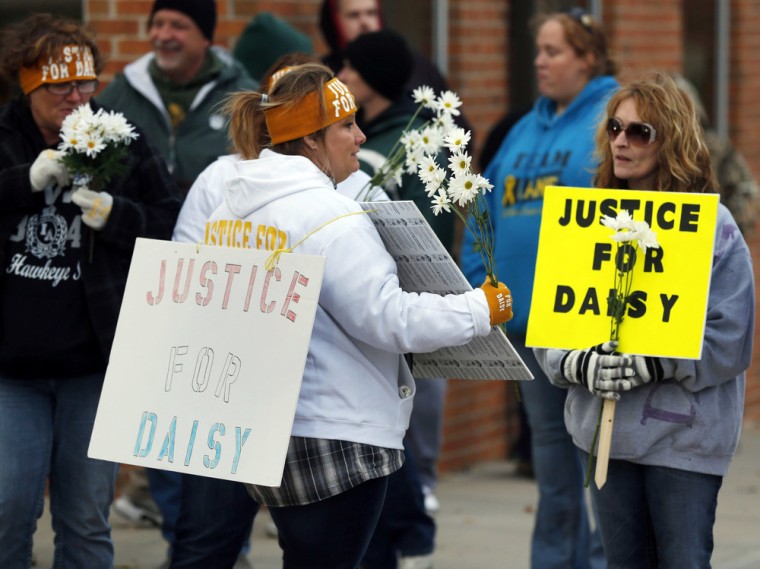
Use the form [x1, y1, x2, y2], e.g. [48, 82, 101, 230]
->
[43, 80, 99, 96]
[606, 117, 657, 147]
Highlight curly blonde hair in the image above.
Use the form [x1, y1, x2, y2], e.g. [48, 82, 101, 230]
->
[593, 72, 717, 194]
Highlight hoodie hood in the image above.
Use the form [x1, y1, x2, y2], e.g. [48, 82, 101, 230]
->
[534, 75, 619, 129]
[225, 149, 331, 218]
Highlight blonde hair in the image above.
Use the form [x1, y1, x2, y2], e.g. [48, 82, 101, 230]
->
[223, 62, 334, 160]
[593, 72, 717, 194]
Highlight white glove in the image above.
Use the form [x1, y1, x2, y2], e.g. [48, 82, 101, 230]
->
[560, 341, 633, 400]
[72, 187, 113, 230]
[597, 354, 665, 393]
[30, 149, 70, 192]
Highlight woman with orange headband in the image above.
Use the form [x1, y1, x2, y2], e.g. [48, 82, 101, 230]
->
[204, 62, 512, 568]
[0, 14, 181, 568]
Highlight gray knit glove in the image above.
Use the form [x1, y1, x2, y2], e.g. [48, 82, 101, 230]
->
[560, 341, 632, 400]
[596, 354, 665, 393]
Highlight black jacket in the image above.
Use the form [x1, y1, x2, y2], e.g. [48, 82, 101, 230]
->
[0, 98, 182, 361]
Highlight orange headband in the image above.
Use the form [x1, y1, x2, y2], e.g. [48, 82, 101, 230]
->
[266, 66, 295, 93]
[18, 45, 96, 95]
[265, 78, 357, 145]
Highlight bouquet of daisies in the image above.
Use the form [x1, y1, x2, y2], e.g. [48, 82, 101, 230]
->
[58, 103, 139, 191]
[366, 86, 499, 286]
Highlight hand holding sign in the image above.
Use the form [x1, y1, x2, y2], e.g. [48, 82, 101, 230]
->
[560, 341, 629, 400]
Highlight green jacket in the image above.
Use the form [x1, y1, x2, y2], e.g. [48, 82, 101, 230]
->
[98, 47, 258, 192]
[358, 102, 454, 251]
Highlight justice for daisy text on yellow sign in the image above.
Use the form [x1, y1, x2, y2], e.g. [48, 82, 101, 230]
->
[526, 186, 719, 359]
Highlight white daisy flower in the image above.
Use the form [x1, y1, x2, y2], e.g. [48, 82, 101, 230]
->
[418, 126, 443, 155]
[436, 90, 462, 117]
[601, 210, 634, 231]
[448, 151, 472, 177]
[448, 173, 480, 206]
[443, 128, 471, 153]
[431, 189, 452, 215]
[412, 86, 436, 109]
[401, 130, 422, 153]
[81, 134, 107, 158]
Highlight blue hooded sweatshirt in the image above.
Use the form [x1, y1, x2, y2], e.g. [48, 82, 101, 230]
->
[461, 75, 619, 334]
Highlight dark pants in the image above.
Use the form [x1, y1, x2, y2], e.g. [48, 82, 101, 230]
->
[585, 453, 723, 569]
[270, 475, 389, 569]
[170, 474, 258, 569]
[361, 448, 436, 569]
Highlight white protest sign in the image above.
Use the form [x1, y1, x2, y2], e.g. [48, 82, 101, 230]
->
[88, 238, 325, 487]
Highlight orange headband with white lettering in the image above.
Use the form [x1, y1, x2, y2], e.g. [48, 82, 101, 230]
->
[265, 78, 357, 145]
[18, 45, 97, 95]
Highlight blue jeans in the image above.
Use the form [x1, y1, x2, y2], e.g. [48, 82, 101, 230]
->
[0, 373, 118, 569]
[362, 447, 435, 568]
[515, 338, 605, 569]
[269, 475, 388, 569]
[170, 474, 258, 568]
[146, 467, 183, 546]
[584, 455, 722, 569]
[406, 377, 447, 490]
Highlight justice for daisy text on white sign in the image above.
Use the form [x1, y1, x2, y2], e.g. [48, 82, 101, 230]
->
[88, 238, 325, 487]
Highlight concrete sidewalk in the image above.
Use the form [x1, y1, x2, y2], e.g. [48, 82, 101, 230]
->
[33, 426, 760, 568]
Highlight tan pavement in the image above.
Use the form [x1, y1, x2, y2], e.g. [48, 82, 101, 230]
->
[33, 425, 760, 568]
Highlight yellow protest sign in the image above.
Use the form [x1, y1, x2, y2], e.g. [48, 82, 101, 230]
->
[526, 186, 719, 359]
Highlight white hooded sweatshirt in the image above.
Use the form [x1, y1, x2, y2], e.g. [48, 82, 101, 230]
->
[206, 149, 492, 449]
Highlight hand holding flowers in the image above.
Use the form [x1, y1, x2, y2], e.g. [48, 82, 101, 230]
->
[58, 103, 138, 192]
[57, 104, 138, 258]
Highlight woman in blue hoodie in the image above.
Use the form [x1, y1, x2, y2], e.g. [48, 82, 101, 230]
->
[460, 9, 617, 569]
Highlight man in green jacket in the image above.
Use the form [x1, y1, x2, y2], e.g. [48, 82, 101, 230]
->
[99, 0, 258, 195]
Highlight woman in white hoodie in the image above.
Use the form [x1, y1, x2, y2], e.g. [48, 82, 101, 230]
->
[204, 63, 512, 568]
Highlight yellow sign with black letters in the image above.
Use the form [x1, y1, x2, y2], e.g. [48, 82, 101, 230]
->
[526, 186, 719, 359]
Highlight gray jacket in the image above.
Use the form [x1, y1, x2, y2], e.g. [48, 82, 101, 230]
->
[534, 204, 754, 476]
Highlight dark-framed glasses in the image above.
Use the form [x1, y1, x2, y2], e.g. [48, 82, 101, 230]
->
[43, 80, 99, 96]
[606, 117, 657, 147]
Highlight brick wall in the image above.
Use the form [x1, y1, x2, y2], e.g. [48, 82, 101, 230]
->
[84, 0, 760, 468]
[723, 0, 760, 424]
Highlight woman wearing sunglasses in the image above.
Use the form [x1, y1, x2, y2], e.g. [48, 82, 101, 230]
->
[536, 72, 754, 568]
[460, 9, 617, 569]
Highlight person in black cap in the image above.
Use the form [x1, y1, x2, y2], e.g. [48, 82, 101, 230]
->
[340, 29, 452, 246]
[319, 0, 474, 151]
[339, 29, 447, 569]
[99, 0, 258, 194]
